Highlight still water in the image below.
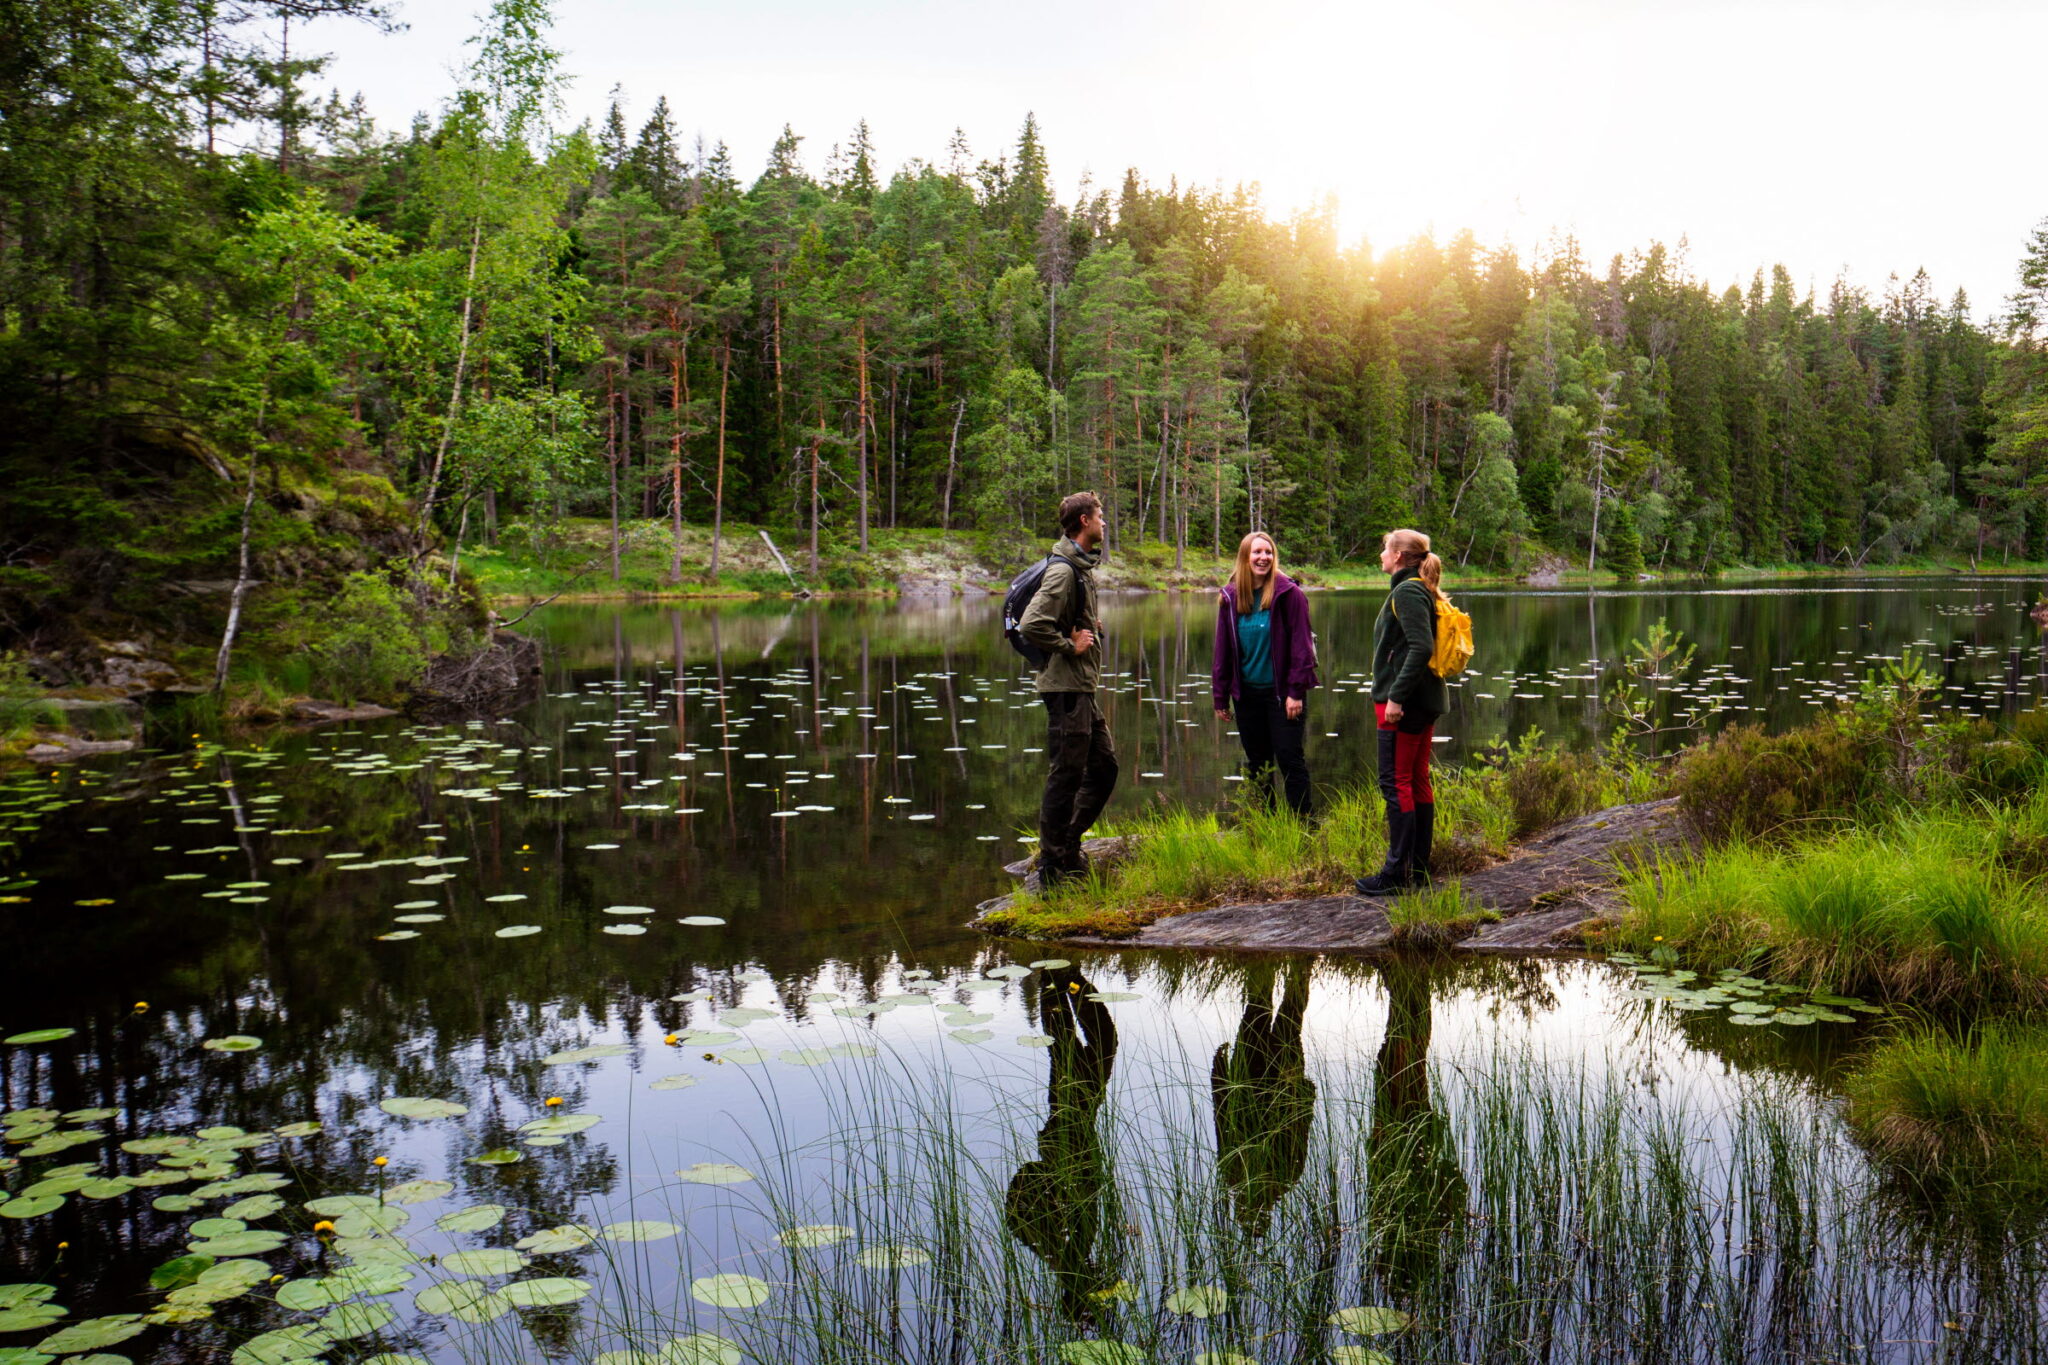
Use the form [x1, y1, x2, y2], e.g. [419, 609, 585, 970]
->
[0, 579, 2044, 1363]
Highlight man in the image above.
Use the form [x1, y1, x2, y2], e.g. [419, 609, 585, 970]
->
[1018, 491, 1117, 888]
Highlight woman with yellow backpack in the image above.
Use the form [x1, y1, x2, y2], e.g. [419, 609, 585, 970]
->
[1355, 528, 1471, 895]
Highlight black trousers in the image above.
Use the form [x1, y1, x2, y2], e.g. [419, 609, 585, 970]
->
[1039, 692, 1119, 868]
[1234, 686, 1312, 817]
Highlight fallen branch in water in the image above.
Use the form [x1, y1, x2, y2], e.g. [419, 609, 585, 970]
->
[497, 557, 606, 629]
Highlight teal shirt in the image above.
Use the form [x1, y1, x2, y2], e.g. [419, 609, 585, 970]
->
[1237, 606, 1274, 689]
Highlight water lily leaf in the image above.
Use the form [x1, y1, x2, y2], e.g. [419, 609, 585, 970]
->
[513, 1225, 598, 1254]
[0, 1199, 62, 1220]
[775, 1224, 853, 1249]
[494, 925, 542, 938]
[1056, 1344, 1145, 1365]
[777, 1048, 834, 1066]
[484, 894, 526, 903]
[196, 1260, 270, 1292]
[677, 916, 724, 927]
[220, 1195, 283, 1221]
[19, 1178, 85, 1199]
[58, 1110, 116, 1123]
[151, 1196, 200, 1213]
[4, 1031, 75, 1046]
[359, 1357, 431, 1365]
[230, 1324, 332, 1365]
[200, 1036, 262, 1053]
[33, 1317, 145, 1353]
[721, 1047, 768, 1065]
[188, 1217, 245, 1238]
[947, 1029, 992, 1045]
[275, 1278, 347, 1313]
[1328, 1306, 1409, 1335]
[378, 1179, 452, 1207]
[1028, 959, 1070, 970]
[497, 1277, 590, 1308]
[0, 1288, 57, 1312]
[414, 1280, 510, 1322]
[379, 1096, 468, 1121]
[187, 1231, 287, 1257]
[1330, 1351, 1393, 1365]
[331, 1235, 419, 1267]
[1016, 1035, 1055, 1048]
[1194, 1354, 1258, 1365]
[272, 1122, 321, 1139]
[441, 1249, 526, 1277]
[304, 1195, 381, 1217]
[517, 1113, 600, 1138]
[541, 1045, 629, 1066]
[331, 1206, 407, 1238]
[74, 1179, 130, 1201]
[326, 1265, 412, 1298]
[431, 1203, 506, 1235]
[676, 1031, 738, 1046]
[467, 1148, 522, 1166]
[374, 931, 420, 942]
[392, 915, 443, 925]
[657, 1334, 742, 1365]
[316, 1300, 396, 1340]
[600, 1221, 680, 1244]
[854, 1245, 929, 1270]
[675, 1162, 752, 1185]
[1084, 992, 1140, 1003]
[648, 1075, 697, 1092]
[602, 905, 655, 916]
[1165, 1285, 1229, 1318]
[689, 1274, 769, 1309]
[194, 1173, 290, 1199]
[984, 965, 1031, 980]
[602, 924, 647, 936]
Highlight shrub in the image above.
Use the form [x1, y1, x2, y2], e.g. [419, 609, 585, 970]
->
[306, 570, 451, 704]
[1671, 720, 1881, 843]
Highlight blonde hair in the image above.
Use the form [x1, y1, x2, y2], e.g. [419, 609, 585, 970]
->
[1229, 532, 1281, 614]
[1384, 528, 1447, 602]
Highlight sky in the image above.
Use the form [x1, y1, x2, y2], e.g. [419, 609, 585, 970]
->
[300, 0, 2045, 316]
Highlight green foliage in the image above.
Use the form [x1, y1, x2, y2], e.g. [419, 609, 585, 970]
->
[303, 571, 456, 704]
[1843, 1022, 2048, 1208]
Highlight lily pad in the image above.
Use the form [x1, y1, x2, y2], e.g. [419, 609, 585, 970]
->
[331, 1206, 408, 1238]
[948, 1029, 993, 1045]
[516, 1113, 600, 1138]
[497, 1277, 590, 1308]
[1330, 1351, 1393, 1365]
[675, 1162, 752, 1185]
[221, 1195, 283, 1221]
[658, 1335, 742, 1365]
[441, 1249, 526, 1277]
[392, 915, 443, 925]
[316, 1300, 396, 1340]
[648, 1075, 697, 1092]
[775, 1224, 853, 1249]
[4, 1031, 75, 1046]
[186, 1231, 287, 1257]
[275, 1278, 348, 1313]
[513, 1225, 598, 1254]
[599, 1221, 680, 1243]
[304, 1194, 381, 1217]
[1165, 1285, 1229, 1318]
[1029, 959, 1070, 969]
[0, 1199, 62, 1221]
[1016, 1034, 1056, 1048]
[1055, 1344, 1145, 1365]
[689, 1274, 770, 1309]
[374, 931, 421, 942]
[382, 1179, 454, 1206]
[467, 1148, 523, 1166]
[493, 925, 542, 938]
[1328, 1305, 1410, 1335]
[541, 1045, 629, 1066]
[602, 905, 655, 916]
[200, 1036, 262, 1053]
[677, 916, 725, 927]
[413, 1281, 510, 1322]
[433, 1204, 507, 1235]
[33, 1317, 145, 1354]
[379, 1096, 468, 1121]
[148, 1257, 212, 1292]
[230, 1325, 330, 1364]
[854, 1244, 930, 1270]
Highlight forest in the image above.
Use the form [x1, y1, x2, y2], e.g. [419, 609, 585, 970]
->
[4, 0, 2048, 655]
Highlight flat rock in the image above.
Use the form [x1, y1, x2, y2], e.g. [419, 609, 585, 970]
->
[976, 798, 1688, 954]
[290, 699, 399, 722]
[26, 735, 138, 763]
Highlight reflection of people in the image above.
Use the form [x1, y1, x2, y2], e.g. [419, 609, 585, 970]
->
[1367, 963, 1468, 1296]
[1211, 962, 1316, 1237]
[1020, 492, 1118, 888]
[1211, 532, 1320, 818]
[1004, 967, 1121, 1320]
[1356, 528, 1449, 895]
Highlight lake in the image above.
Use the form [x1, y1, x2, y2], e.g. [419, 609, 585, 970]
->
[0, 577, 2043, 1363]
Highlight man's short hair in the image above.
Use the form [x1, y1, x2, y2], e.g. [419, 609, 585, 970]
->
[1058, 491, 1101, 537]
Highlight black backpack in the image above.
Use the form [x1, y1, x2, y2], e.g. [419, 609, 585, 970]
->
[1002, 555, 1066, 668]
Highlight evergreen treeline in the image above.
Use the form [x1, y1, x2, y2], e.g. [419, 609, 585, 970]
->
[6, 0, 2048, 645]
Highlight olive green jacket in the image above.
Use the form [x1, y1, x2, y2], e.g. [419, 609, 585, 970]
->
[1371, 567, 1447, 715]
[1020, 537, 1103, 693]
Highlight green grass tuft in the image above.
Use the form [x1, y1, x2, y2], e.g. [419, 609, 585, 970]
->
[1843, 1021, 2048, 1206]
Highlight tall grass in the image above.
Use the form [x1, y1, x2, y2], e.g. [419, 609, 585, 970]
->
[1844, 1021, 2048, 1207]
[1615, 807, 2048, 1006]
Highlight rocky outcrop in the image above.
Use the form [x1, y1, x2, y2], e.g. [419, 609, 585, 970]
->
[289, 699, 400, 723]
[973, 799, 1690, 955]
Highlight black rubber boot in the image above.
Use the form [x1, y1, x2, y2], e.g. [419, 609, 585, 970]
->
[1354, 808, 1414, 896]
[1408, 802, 1436, 888]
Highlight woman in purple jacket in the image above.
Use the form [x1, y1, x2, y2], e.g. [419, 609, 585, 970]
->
[1212, 532, 1319, 818]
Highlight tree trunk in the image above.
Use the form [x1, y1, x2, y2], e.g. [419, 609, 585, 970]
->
[415, 218, 483, 553]
[941, 394, 966, 531]
[668, 343, 686, 584]
[709, 340, 729, 578]
[854, 317, 871, 552]
[212, 443, 263, 695]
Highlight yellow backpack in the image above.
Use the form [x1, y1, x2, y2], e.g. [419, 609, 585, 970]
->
[1429, 598, 1474, 678]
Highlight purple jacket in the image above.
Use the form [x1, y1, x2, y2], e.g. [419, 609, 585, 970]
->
[1212, 572, 1319, 709]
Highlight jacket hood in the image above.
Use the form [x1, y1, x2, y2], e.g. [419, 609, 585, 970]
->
[1054, 537, 1102, 570]
[1220, 571, 1297, 609]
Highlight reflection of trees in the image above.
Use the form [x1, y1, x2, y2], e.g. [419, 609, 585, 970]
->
[1367, 963, 1468, 1300]
[1003, 967, 1121, 1323]
[1210, 961, 1314, 1238]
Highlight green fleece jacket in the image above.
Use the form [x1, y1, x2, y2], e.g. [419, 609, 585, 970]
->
[1019, 537, 1103, 693]
[1371, 567, 1447, 715]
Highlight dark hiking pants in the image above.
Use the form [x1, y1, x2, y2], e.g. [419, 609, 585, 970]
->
[1234, 685, 1312, 817]
[1039, 691, 1119, 871]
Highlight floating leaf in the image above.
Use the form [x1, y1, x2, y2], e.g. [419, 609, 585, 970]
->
[1028, 959, 1070, 970]
[187, 1231, 287, 1258]
[494, 925, 542, 938]
[467, 1148, 522, 1166]
[441, 1249, 526, 1277]
[275, 1278, 348, 1313]
[513, 1225, 597, 1255]
[200, 1036, 262, 1053]
[677, 917, 724, 927]
[1328, 1306, 1409, 1335]
[540, 1045, 629, 1066]
[414, 1281, 510, 1322]
[689, 1275, 769, 1309]
[0, 1288, 57, 1312]
[150, 1196, 199, 1213]
[517, 1113, 600, 1138]
[379, 1096, 468, 1121]
[658, 1335, 742, 1365]
[4, 1031, 74, 1046]
[0, 1308, 66, 1335]
[326, 1265, 412, 1298]
[497, 1277, 590, 1308]
[675, 1162, 752, 1185]
[317, 1300, 396, 1340]
[601, 924, 647, 936]
[0, 1199, 61, 1221]
[33, 1317, 145, 1353]
[1194, 1355, 1258, 1365]
[484, 894, 526, 903]
[777, 1048, 834, 1066]
[648, 1075, 697, 1092]
[230, 1325, 330, 1365]
[599, 1221, 680, 1244]
[432, 1203, 507, 1235]
[1016, 1034, 1055, 1048]
[1330, 1351, 1393, 1365]
[854, 1245, 930, 1270]
[304, 1195, 381, 1218]
[776, 1224, 853, 1249]
[374, 931, 420, 942]
[188, 1217, 246, 1238]
[331, 1206, 407, 1237]
[1165, 1285, 1229, 1318]
[221, 1195, 283, 1221]
[1084, 992, 1140, 1003]
[1056, 1344, 1145, 1365]
[382, 1179, 453, 1206]
[947, 1029, 992, 1045]
[602, 905, 655, 916]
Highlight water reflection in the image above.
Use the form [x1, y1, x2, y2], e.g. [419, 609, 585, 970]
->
[1367, 965, 1468, 1299]
[1003, 966, 1121, 1321]
[1210, 962, 1314, 1238]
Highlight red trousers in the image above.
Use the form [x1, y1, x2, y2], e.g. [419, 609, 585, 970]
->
[1373, 702, 1435, 812]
